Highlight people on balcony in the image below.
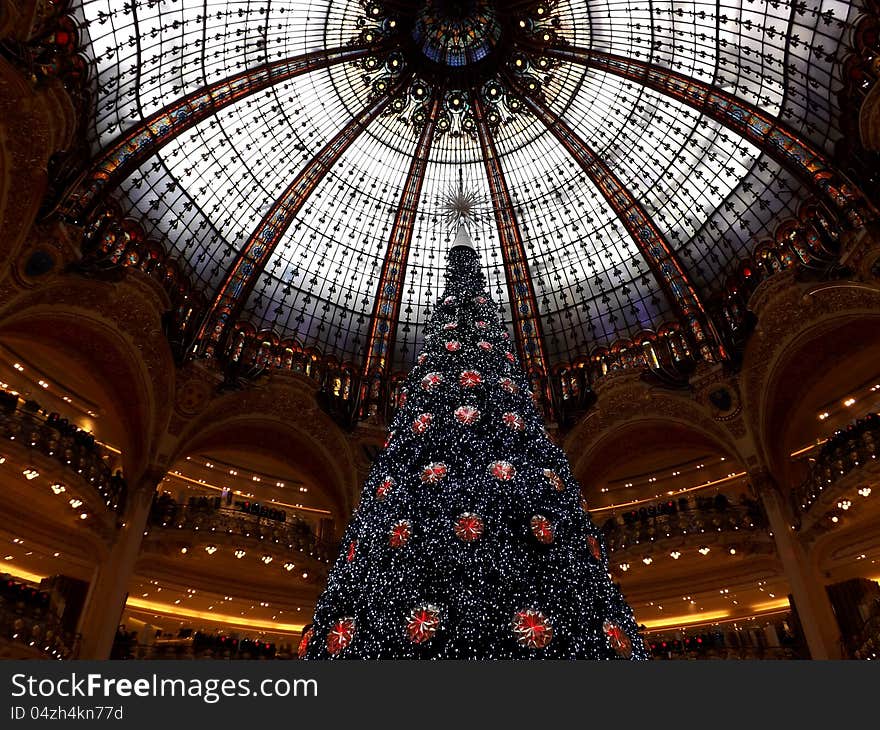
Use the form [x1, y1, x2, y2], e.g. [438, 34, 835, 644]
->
[147, 493, 330, 561]
[0, 390, 127, 510]
[111, 627, 280, 660]
[600, 491, 766, 552]
[647, 617, 803, 660]
[0, 574, 72, 659]
[798, 411, 880, 510]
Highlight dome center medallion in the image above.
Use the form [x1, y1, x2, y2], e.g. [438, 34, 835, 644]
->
[411, 0, 503, 68]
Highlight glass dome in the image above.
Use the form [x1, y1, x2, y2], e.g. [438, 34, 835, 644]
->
[412, 0, 503, 67]
[65, 0, 864, 370]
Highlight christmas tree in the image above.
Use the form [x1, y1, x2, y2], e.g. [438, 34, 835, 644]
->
[302, 225, 647, 659]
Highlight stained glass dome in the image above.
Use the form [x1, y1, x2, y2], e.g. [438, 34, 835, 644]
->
[64, 0, 867, 373]
[412, 0, 503, 67]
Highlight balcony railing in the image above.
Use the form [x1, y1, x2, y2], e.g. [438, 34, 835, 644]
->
[710, 199, 845, 352]
[0, 393, 126, 512]
[147, 501, 334, 563]
[0, 582, 78, 660]
[220, 322, 699, 431]
[112, 631, 284, 660]
[791, 412, 879, 519]
[854, 603, 880, 660]
[646, 615, 805, 660]
[600, 497, 767, 554]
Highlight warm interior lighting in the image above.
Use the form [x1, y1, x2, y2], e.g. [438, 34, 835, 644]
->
[640, 610, 731, 629]
[125, 598, 306, 634]
[591, 472, 747, 514]
[0, 564, 48, 583]
[162, 471, 330, 516]
[643, 608, 791, 633]
[750, 597, 790, 613]
[22, 468, 39, 480]
[94, 439, 121, 455]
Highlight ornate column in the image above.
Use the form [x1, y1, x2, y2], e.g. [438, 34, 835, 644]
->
[839, 220, 880, 282]
[751, 469, 843, 659]
[75, 468, 164, 659]
[0, 0, 43, 41]
[0, 56, 76, 278]
[862, 82, 880, 153]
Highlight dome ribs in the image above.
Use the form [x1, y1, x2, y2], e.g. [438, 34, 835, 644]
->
[472, 92, 550, 377]
[194, 74, 412, 357]
[511, 79, 727, 363]
[543, 45, 873, 226]
[362, 92, 443, 380]
[60, 44, 374, 222]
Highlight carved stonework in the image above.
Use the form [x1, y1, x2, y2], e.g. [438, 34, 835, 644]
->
[741, 276, 880, 467]
[168, 376, 359, 516]
[724, 416, 748, 439]
[748, 467, 778, 498]
[11, 220, 79, 286]
[695, 373, 752, 443]
[174, 371, 215, 417]
[0, 273, 20, 312]
[746, 269, 800, 322]
[0, 59, 75, 273]
[0, 0, 48, 42]
[861, 79, 880, 153]
[0, 273, 175, 473]
[563, 375, 743, 476]
[691, 362, 743, 422]
[589, 368, 644, 400]
[839, 221, 880, 282]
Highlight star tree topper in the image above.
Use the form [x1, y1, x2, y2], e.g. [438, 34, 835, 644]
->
[439, 168, 487, 235]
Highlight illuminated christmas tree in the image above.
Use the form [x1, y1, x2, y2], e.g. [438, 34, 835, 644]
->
[302, 224, 647, 659]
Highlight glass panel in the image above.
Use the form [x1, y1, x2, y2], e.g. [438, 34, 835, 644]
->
[69, 0, 863, 367]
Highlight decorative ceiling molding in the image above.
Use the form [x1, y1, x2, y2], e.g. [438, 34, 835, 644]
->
[473, 92, 549, 375]
[362, 93, 442, 377]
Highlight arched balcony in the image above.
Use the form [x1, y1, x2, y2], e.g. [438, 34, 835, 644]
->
[0, 390, 126, 519]
[598, 493, 772, 568]
[0, 576, 77, 659]
[143, 493, 334, 568]
[791, 411, 880, 534]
